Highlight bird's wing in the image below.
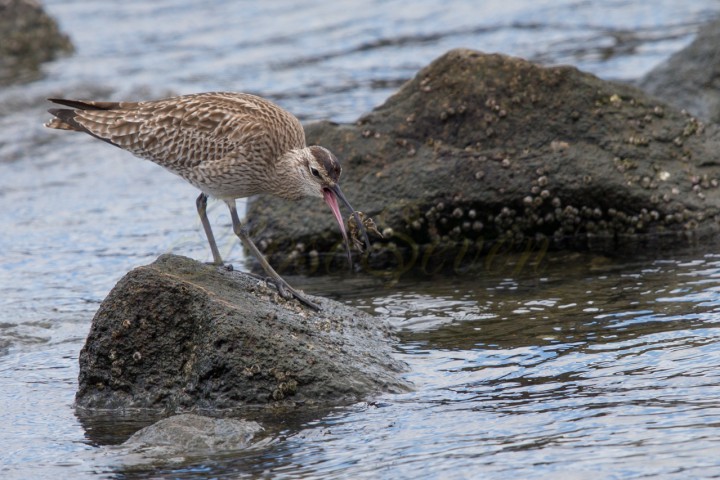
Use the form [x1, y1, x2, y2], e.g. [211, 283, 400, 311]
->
[46, 93, 306, 170]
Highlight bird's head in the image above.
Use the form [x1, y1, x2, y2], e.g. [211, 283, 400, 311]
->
[294, 145, 371, 266]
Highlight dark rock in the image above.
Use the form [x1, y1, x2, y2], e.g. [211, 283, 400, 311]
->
[121, 414, 262, 456]
[639, 17, 720, 123]
[247, 48, 720, 276]
[0, 0, 74, 84]
[76, 254, 409, 411]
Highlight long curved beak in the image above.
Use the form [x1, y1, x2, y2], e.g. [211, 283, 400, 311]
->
[322, 184, 371, 267]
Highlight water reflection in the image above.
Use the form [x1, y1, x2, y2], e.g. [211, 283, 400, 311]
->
[82, 250, 720, 478]
[248, 252, 720, 478]
[5, 223, 720, 478]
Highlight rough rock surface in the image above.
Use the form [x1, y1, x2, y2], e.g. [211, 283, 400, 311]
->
[247, 48, 720, 276]
[121, 414, 263, 455]
[76, 254, 409, 411]
[0, 0, 73, 83]
[639, 18, 720, 123]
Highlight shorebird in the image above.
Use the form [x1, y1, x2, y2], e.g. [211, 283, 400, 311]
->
[45, 92, 370, 311]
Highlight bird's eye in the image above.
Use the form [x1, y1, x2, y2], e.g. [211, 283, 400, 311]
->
[310, 167, 321, 178]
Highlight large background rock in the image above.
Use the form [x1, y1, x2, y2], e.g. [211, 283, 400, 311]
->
[76, 254, 409, 411]
[639, 17, 720, 124]
[247, 48, 720, 275]
[0, 0, 73, 84]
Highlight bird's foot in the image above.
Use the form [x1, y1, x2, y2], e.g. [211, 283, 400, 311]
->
[267, 277, 321, 311]
[243, 271, 320, 310]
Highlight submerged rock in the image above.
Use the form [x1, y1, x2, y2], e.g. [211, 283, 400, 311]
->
[639, 17, 720, 123]
[247, 48, 720, 276]
[122, 414, 263, 456]
[0, 0, 73, 84]
[76, 254, 409, 411]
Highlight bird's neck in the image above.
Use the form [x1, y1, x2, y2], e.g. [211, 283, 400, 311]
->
[268, 149, 311, 200]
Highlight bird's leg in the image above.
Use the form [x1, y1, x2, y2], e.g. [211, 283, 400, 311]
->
[196, 193, 225, 266]
[225, 200, 321, 311]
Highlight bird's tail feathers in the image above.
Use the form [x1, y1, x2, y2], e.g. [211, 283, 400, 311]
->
[47, 98, 119, 110]
[45, 108, 84, 131]
[45, 98, 139, 131]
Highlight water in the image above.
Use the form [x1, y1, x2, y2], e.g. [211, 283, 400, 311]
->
[2, 0, 720, 478]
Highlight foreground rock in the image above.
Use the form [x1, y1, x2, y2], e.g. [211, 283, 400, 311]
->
[639, 18, 720, 123]
[76, 254, 409, 411]
[247, 48, 720, 276]
[121, 414, 263, 456]
[0, 0, 73, 83]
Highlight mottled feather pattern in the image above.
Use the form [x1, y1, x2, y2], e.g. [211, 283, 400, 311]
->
[45, 118, 77, 130]
[47, 92, 307, 197]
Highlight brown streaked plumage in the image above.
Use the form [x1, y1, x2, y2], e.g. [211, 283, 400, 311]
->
[46, 92, 370, 311]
